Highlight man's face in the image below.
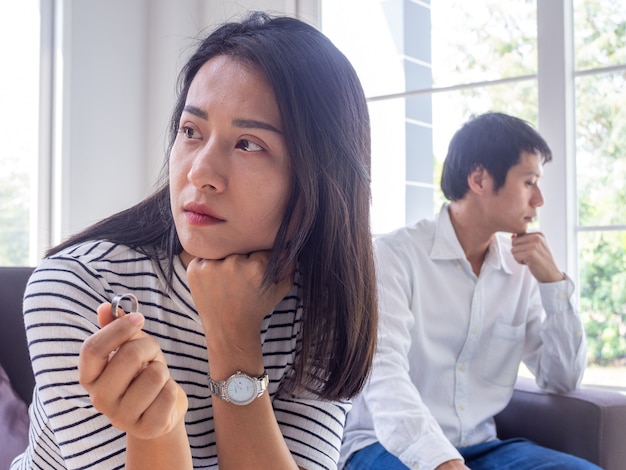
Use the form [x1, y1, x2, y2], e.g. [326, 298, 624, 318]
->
[486, 151, 545, 235]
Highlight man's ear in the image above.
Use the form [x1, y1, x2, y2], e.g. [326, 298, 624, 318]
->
[467, 165, 491, 195]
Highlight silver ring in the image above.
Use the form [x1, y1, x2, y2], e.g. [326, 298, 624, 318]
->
[110, 293, 139, 318]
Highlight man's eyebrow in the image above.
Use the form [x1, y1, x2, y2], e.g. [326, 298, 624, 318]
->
[523, 170, 543, 178]
[233, 118, 283, 135]
[183, 105, 208, 120]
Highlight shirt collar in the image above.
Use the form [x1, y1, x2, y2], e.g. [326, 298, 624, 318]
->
[430, 203, 513, 275]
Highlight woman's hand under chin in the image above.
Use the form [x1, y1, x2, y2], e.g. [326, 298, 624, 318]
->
[186, 251, 294, 368]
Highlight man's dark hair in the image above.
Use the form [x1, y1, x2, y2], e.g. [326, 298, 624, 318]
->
[440, 112, 552, 201]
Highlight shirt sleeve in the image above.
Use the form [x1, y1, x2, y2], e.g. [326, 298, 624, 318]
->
[523, 274, 587, 393]
[363, 238, 463, 470]
[273, 394, 351, 470]
[20, 257, 128, 469]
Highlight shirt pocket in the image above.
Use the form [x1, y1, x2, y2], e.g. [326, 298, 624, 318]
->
[481, 321, 525, 388]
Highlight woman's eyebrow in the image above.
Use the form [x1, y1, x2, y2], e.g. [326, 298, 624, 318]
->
[232, 118, 282, 135]
[183, 105, 208, 120]
[183, 105, 282, 134]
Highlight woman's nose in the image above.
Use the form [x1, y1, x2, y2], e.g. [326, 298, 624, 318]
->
[187, 140, 227, 191]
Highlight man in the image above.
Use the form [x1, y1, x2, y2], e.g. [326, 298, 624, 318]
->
[340, 112, 599, 469]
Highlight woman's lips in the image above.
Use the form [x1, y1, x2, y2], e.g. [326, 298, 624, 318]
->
[183, 203, 225, 225]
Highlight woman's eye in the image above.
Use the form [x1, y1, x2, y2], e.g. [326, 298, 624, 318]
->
[236, 139, 265, 152]
[179, 126, 199, 139]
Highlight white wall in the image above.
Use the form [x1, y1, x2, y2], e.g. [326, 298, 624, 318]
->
[60, 0, 148, 239]
[53, 0, 304, 246]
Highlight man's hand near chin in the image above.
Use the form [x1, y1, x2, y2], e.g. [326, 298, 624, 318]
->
[436, 459, 470, 469]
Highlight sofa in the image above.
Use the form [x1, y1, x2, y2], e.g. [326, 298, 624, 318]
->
[1, 266, 35, 468]
[495, 377, 626, 469]
[2, 266, 626, 468]
[1, 267, 36, 406]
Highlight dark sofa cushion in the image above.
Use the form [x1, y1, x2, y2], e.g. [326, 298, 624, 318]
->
[0, 266, 35, 405]
[0, 362, 29, 468]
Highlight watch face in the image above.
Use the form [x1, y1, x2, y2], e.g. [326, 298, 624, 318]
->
[225, 373, 256, 405]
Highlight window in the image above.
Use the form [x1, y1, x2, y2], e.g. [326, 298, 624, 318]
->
[574, 0, 626, 389]
[322, 0, 626, 390]
[0, 0, 43, 266]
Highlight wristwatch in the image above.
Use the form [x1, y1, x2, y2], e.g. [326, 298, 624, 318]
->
[207, 370, 269, 406]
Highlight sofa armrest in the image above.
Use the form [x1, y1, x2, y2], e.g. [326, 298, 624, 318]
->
[495, 376, 626, 470]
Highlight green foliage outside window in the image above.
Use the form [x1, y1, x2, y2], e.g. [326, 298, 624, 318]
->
[580, 232, 626, 365]
[0, 154, 30, 266]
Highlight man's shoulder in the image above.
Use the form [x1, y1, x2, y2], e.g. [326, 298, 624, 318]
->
[373, 218, 437, 262]
[375, 219, 434, 245]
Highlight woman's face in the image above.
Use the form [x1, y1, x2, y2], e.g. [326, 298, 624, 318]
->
[169, 55, 291, 263]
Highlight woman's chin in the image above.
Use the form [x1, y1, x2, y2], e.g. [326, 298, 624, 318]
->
[180, 250, 227, 265]
[180, 242, 275, 266]
[178, 248, 248, 266]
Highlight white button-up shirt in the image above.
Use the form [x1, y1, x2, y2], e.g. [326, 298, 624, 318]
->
[339, 204, 586, 470]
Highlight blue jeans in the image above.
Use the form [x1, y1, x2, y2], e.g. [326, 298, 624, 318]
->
[344, 439, 602, 470]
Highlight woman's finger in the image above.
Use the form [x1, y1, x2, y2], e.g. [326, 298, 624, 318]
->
[116, 363, 185, 439]
[84, 334, 164, 418]
[97, 301, 125, 328]
[133, 378, 185, 438]
[78, 310, 145, 386]
[102, 360, 171, 435]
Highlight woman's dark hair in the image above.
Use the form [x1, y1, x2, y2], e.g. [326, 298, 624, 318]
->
[440, 112, 553, 201]
[47, 12, 376, 400]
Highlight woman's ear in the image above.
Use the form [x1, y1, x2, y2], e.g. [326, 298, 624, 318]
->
[467, 165, 492, 195]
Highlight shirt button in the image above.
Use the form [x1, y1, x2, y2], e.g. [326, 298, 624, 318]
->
[458, 363, 466, 371]
[471, 327, 478, 334]
[411, 464, 419, 470]
[455, 263, 462, 269]
[459, 404, 465, 411]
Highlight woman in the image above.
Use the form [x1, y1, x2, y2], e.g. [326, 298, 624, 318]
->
[12, 12, 377, 470]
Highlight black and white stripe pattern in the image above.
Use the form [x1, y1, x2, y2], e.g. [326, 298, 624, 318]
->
[11, 241, 349, 469]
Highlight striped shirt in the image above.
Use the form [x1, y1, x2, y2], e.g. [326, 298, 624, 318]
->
[11, 241, 349, 469]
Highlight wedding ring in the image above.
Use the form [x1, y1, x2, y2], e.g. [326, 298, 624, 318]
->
[110, 293, 139, 318]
